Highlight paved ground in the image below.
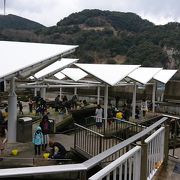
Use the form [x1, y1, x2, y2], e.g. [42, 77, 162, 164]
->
[0, 104, 75, 167]
[0, 132, 74, 167]
[154, 148, 180, 180]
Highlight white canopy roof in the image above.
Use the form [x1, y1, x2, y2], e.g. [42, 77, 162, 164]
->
[54, 72, 66, 80]
[74, 63, 140, 86]
[153, 69, 177, 84]
[0, 41, 78, 80]
[61, 68, 88, 82]
[128, 67, 162, 84]
[34, 58, 79, 79]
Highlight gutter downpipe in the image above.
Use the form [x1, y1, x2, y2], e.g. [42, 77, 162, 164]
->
[104, 84, 108, 129]
[132, 82, 137, 119]
[152, 82, 156, 113]
[97, 86, 100, 105]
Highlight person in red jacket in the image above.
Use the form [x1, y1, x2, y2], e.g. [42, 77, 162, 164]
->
[40, 111, 50, 151]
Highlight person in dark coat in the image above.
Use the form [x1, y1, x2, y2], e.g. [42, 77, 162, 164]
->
[54, 95, 60, 112]
[49, 141, 67, 159]
[18, 101, 23, 115]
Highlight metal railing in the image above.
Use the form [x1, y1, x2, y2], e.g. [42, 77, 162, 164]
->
[88, 146, 141, 180]
[0, 116, 172, 179]
[145, 127, 165, 180]
[88, 126, 166, 180]
[84, 116, 146, 137]
[74, 123, 123, 158]
[163, 114, 180, 159]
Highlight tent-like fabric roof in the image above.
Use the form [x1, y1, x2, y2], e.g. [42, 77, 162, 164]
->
[0, 41, 78, 80]
[61, 68, 88, 82]
[54, 72, 66, 80]
[74, 63, 140, 86]
[34, 58, 79, 79]
[127, 67, 162, 84]
[153, 69, 177, 84]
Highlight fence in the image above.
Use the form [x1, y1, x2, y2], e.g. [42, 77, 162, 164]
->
[74, 123, 123, 158]
[89, 146, 141, 180]
[145, 127, 165, 180]
[84, 116, 146, 137]
[0, 116, 175, 180]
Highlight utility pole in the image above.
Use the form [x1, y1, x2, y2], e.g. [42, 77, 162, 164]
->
[4, 0, 6, 15]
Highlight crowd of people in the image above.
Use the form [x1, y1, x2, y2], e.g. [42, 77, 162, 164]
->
[32, 111, 67, 160]
[94, 98, 150, 129]
[1, 93, 151, 161]
[54, 94, 79, 114]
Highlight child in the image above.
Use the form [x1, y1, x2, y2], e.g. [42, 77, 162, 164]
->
[32, 126, 43, 156]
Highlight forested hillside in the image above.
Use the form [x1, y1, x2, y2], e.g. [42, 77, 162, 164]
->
[0, 14, 45, 30]
[0, 9, 180, 78]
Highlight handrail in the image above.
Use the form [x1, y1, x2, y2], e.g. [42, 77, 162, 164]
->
[74, 123, 104, 137]
[82, 116, 168, 169]
[89, 116, 145, 127]
[0, 116, 168, 178]
[162, 114, 180, 120]
[0, 164, 86, 178]
[89, 146, 141, 180]
[145, 127, 165, 143]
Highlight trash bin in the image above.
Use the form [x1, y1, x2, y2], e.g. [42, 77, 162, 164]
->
[48, 119, 55, 133]
[17, 117, 32, 142]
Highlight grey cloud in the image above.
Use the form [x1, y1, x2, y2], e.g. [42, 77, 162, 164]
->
[2, 0, 180, 26]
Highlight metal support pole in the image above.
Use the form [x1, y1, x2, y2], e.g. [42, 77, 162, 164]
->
[104, 84, 108, 129]
[59, 87, 62, 100]
[34, 88, 37, 97]
[172, 119, 178, 157]
[152, 82, 156, 113]
[8, 77, 17, 143]
[4, 80, 7, 91]
[163, 124, 170, 166]
[140, 139, 148, 180]
[79, 171, 87, 180]
[40, 87, 46, 100]
[74, 87, 77, 95]
[74, 126, 77, 149]
[161, 91, 164, 102]
[132, 82, 137, 119]
[97, 86, 100, 105]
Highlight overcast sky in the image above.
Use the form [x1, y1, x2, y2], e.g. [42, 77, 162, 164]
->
[0, 0, 180, 27]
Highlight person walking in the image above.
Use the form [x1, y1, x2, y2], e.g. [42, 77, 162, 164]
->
[95, 104, 103, 129]
[54, 95, 60, 112]
[18, 101, 23, 115]
[141, 98, 148, 117]
[28, 97, 33, 113]
[32, 126, 43, 156]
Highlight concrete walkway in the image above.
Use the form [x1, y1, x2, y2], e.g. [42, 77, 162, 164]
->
[154, 148, 180, 180]
[0, 104, 74, 168]
[0, 132, 74, 168]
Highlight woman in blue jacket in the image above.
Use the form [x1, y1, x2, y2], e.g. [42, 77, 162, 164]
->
[32, 126, 43, 156]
